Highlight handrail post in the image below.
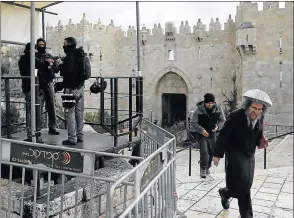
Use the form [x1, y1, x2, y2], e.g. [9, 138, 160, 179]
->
[100, 77, 105, 126]
[135, 78, 139, 114]
[5, 78, 11, 138]
[188, 146, 192, 176]
[35, 77, 41, 137]
[264, 148, 267, 169]
[110, 78, 114, 132]
[128, 78, 133, 142]
[139, 77, 143, 114]
[113, 78, 118, 148]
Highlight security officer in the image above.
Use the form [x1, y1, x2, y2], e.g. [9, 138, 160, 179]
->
[35, 38, 59, 135]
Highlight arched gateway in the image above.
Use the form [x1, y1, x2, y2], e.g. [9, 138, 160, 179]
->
[155, 71, 189, 127]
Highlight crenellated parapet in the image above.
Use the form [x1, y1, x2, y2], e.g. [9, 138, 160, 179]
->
[46, 13, 121, 37]
[179, 21, 191, 34]
[47, 13, 236, 41]
[234, 1, 293, 57]
[152, 23, 164, 36]
[236, 1, 293, 28]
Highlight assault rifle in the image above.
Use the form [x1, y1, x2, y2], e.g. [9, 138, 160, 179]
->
[51, 55, 65, 61]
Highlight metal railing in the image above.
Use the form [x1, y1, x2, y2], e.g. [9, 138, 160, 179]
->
[0, 119, 183, 218]
[177, 124, 294, 175]
[1, 75, 143, 147]
[263, 130, 294, 169]
[0, 137, 144, 218]
[107, 119, 181, 218]
[264, 124, 294, 138]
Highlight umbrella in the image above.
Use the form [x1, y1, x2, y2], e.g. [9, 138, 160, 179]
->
[242, 89, 273, 107]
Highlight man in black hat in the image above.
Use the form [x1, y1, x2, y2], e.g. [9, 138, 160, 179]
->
[35, 38, 59, 135]
[190, 93, 225, 178]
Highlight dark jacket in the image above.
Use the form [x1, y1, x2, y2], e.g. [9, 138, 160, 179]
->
[60, 47, 85, 89]
[213, 108, 263, 197]
[18, 53, 31, 94]
[190, 101, 225, 134]
[18, 52, 41, 94]
[35, 52, 58, 88]
[18, 51, 58, 93]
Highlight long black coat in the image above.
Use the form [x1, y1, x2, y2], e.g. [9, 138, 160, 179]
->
[213, 108, 262, 197]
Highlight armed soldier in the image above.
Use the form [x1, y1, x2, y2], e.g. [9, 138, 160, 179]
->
[18, 43, 44, 143]
[35, 38, 59, 135]
[59, 37, 91, 145]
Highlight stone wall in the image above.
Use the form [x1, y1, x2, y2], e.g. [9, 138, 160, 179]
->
[1, 158, 134, 218]
[46, 2, 293, 126]
[236, 2, 293, 125]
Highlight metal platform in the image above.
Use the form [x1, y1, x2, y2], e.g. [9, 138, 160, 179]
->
[1, 128, 141, 185]
[11, 128, 140, 153]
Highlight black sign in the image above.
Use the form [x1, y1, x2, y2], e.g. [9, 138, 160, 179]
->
[10, 143, 84, 173]
[140, 153, 163, 192]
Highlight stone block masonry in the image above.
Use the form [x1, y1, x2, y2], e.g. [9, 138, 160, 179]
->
[46, 1, 293, 126]
[0, 158, 135, 218]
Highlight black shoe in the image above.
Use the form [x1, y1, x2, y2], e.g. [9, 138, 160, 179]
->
[200, 168, 207, 178]
[129, 159, 139, 167]
[77, 138, 83, 143]
[24, 137, 44, 144]
[49, 128, 60, 135]
[219, 188, 230, 209]
[24, 138, 32, 142]
[62, 139, 77, 146]
[37, 138, 44, 144]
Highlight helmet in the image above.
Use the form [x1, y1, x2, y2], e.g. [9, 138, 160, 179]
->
[90, 78, 107, 94]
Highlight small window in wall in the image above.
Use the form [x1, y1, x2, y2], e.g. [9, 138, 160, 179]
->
[168, 50, 174, 60]
[279, 37, 283, 54]
[100, 48, 102, 61]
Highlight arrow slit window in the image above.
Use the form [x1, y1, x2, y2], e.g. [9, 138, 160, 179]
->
[168, 50, 174, 61]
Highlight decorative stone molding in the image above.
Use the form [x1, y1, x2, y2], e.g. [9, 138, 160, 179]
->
[153, 66, 193, 94]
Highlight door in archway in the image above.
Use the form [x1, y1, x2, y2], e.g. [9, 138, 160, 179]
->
[156, 72, 189, 127]
[162, 93, 187, 127]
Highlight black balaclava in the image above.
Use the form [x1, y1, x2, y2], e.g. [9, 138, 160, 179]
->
[63, 37, 77, 54]
[36, 38, 46, 54]
[23, 43, 36, 56]
[23, 43, 31, 55]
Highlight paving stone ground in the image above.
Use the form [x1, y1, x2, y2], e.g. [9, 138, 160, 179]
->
[176, 135, 293, 218]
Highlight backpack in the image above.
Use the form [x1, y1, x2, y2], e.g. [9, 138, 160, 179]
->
[76, 47, 91, 80]
[78, 55, 91, 80]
